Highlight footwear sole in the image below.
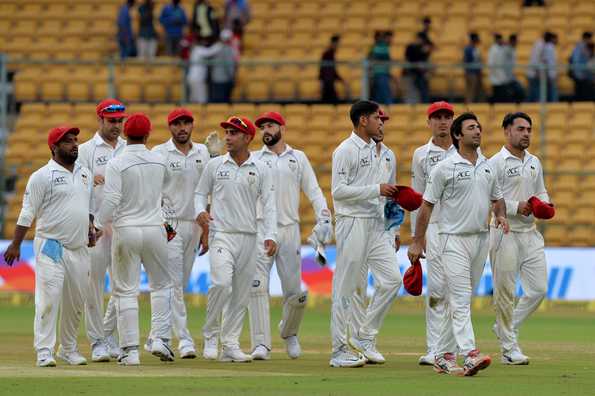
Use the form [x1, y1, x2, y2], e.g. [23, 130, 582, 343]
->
[57, 356, 87, 366]
[329, 359, 366, 368]
[464, 356, 492, 376]
[219, 357, 252, 363]
[37, 360, 57, 367]
[348, 338, 384, 364]
[152, 350, 174, 362]
[501, 358, 529, 365]
[118, 361, 140, 366]
[433, 365, 464, 376]
[92, 356, 110, 363]
[252, 355, 270, 361]
[181, 352, 197, 359]
[419, 357, 435, 366]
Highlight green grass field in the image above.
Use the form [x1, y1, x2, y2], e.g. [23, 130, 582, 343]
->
[1, 300, 594, 396]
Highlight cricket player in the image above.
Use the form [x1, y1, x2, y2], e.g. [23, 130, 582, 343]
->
[4, 126, 94, 367]
[489, 112, 549, 365]
[78, 98, 127, 362]
[249, 111, 332, 361]
[196, 116, 277, 362]
[410, 102, 458, 366]
[330, 100, 402, 368]
[149, 108, 210, 359]
[408, 112, 509, 376]
[95, 113, 174, 365]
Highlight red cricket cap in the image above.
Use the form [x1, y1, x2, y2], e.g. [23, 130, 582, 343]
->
[220, 116, 256, 138]
[167, 107, 194, 125]
[393, 185, 423, 211]
[124, 113, 152, 137]
[47, 125, 80, 148]
[379, 108, 390, 121]
[427, 101, 454, 118]
[528, 196, 556, 220]
[403, 259, 423, 296]
[96, 98, 127, 119]
[254, 111, 286, 128]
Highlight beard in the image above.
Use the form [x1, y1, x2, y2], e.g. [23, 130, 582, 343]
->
[57, 149, 78, 164]
[263, 131, 281, 147]
[174, 134, 190, 144]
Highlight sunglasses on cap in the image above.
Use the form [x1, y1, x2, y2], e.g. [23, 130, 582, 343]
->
[226, 116, 248, 130]
[100, 104, 126, 114]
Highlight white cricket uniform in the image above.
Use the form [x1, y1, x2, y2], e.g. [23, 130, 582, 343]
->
[249, 145, 329, 350]
[410, 139, 457, 356]
[424, 151, 503, 356]
[195, 153, 277, 348]
[96, 145, 173, 349]
[17, 159, 93, 354]
[331, 132, 402, 353]
[77, 132, 126, 346]
[488, 147, 549, 353]
[152, 139, 210, 351]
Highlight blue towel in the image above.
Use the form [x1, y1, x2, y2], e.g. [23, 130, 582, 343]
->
[384, 200, 405, 231]
[41, 239, 63, 263]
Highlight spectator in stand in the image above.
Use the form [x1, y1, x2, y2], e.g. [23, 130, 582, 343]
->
[370, 31, 395, 104]
[570, 31, 594, 101]
[319, 35, 345, 104]
[210, 30, 237, 103]
[230, 19, 243, 60]
[191, 0, 220, 43]
[488, 33, 509, 102]
[523, 0, 545, 6]
[224, 0, 250, 32]
[138, 0, 158, 59]
[463, 32, 483, 103]
[159, 0, 188, 56]
[504, 34, 525, 102]
[117, 0, 136, 59]
[527, 32, 558, 102]
[402, 32, 433, 104]
[421, 16, 432, 40]
[187, 38, 222, 103]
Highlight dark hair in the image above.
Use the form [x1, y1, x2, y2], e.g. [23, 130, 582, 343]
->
[583, 31, 593, 40]
[469, 32, 479, 43]
[509, 34, 517, 43]
[331, 35, 340, 44]
[502, 112, 532, 129]
[350, 100, 380, 127]
[544, 31, 555, 42]
[450, 112, 478, 149]
[423, 16, 431, 24]
[494, 33, 503, 41]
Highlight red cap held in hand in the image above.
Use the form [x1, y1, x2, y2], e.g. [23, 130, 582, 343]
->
[47, 125, 80, 148]
[393, 185, 423, 211]
[379, 108, 390, 121]
[528, 196, 555, 219]
[403, 260, 423, 296]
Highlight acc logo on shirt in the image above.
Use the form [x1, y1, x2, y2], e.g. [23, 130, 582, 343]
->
[217, 170, 230, 180]
[53, 176, 67, 185]
[429, 155, 442, 165]
[95, 156, 108, 166]
[506, 166, 520, 177]
[456, 170, 471, 181]
[169, 161, 182, 171]
[360, 157, 370, 167]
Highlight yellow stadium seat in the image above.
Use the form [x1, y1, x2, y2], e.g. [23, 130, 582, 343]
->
[14, 80, 38, 102]
[245, 81, 270, 101]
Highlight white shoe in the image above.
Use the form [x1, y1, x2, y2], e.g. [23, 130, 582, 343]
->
[36, 349, 56, 367]
[251, 345, 271, 360]
[151, 338, 175, 362]
[106, 335, 120, 359]
[433, 353, 464, 376]
[349, 336, 385, 364]
[91, 342, 110, 362]
[118, 348, 140, 366]
[219, 346, 253, 362]
[418, 352, 435, 366]
[329, 346, 366, 368]
[284, 336, 301, 359]
[203, 336, 219, 360]
[463, 349, 491, 376]
[180, 344, 197, 359]
[502, 348, 529, 365]
[56, 346, 87, 366]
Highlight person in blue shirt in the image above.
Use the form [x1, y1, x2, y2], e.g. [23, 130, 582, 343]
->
[463, 32, 483, 103]
[570, 31, 593, 101]
[117, 0, 136, 59]
[160, 0, 189, 56]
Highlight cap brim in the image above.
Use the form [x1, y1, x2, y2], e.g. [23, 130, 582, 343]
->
[254, 117, 281, 127]
[169, 114, 194, 124]
[220, 121, 245, 132]
[102, 112, 128, 119]
[428, 108, 454, 117]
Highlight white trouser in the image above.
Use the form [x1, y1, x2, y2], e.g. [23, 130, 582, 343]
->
[332, 217, 402, 352]
[85, 225, 117, 345]
[33, 237, 90, 353]
[249, 222, 302, 350]
[203, 231, 257, 348]
[490, 228, 547, 352]
[111, 226, 173, 349]
[436, 232, 489, 356]
[423, 223, 456, 356]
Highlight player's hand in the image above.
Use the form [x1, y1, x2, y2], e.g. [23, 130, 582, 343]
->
[93, 175, 105, 187]
[313, 219, 333, 245]
[95, 228, 103, 241]
[380, 184, 399, 197]
[88, 226, 97, 248]
[495, 216, 510, 234]
[198, 224, 209, 256]
[205, 131, 224, 157]
[3, 242, 21, 266]
[407, 239, 425, 264]
[196, 211, 213, 228]
[264, 239, 277, 257]
[394, 235, 401, 252]
[517, 201, 532, 216]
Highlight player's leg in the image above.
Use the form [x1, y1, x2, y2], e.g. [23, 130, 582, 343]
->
[350, 228, 402, 364]
[140, 225, 175, 362]
[32, 238, 65, 367]
[220, 234, 257, 362]
[330, 217, 367, 367]
[276, 223, 307, 359]
[202, 232, 235, 360]
[101, 229, 119, 358]
[57, 246, 90, 365]
[248, 227, 273, 359]
[111, 227, 142, 365]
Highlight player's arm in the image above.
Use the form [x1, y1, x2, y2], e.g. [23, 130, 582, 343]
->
[95, 161, 122, 230]
[300, 154, 333, 244]
[260, 165, 278, 257]
[534, 159, 551, 203]
[410, 149, 426, 235]
[490, 167, 510, 233]
[194, 160, 215, 226]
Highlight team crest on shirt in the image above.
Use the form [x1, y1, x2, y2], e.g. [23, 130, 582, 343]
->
[81, 174, 88, 185]
[288, 159, 297, 172]
[385, 157, 391, 172]
[247, 171, 257, 185]
[95, 155, 108, 166]
[53, 176, 67, 186]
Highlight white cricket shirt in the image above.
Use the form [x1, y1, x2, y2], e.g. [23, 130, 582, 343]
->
[96, 145, 168, 229]
[17, 159, 93, 249]
[424, 151, 503, 234]
[152, 139, 210, 221]
[488, 146, 550, 232]
[194, 152, 277, 241]
[253, 144, 328, 226]
[410, 138, 457, 234]
[77, 132, 126, 213]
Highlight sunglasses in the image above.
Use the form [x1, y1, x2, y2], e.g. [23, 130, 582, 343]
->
[100, 104, 126, 114]
[227, 116, 248, 130]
